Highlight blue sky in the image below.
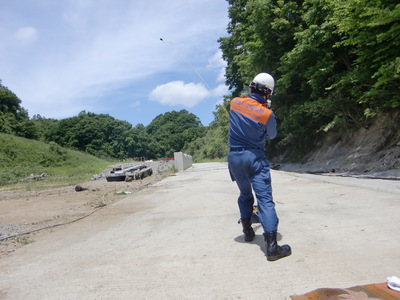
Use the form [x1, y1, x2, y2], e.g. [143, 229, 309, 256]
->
[0, 0, 230, 126]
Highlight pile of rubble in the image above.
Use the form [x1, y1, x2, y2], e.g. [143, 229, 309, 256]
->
[93, 159, 175, 181]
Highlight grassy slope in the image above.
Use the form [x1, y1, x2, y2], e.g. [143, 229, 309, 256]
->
[0, 133, 112, 186]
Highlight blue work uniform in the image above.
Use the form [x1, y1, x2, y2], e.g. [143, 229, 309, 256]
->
[228, 93, 279, 233]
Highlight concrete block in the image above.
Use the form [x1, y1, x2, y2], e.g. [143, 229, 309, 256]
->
[174, 152, 192, 171]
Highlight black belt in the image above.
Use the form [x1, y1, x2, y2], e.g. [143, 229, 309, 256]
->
[229, 147, 256, 152]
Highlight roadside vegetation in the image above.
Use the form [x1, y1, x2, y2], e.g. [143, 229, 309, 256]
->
[0, 133, 111, 186]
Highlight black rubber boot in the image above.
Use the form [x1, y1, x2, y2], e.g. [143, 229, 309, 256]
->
[241, 218, 255, 242]
[264, 232, 291, 261]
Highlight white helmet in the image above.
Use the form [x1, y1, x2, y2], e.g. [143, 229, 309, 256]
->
[249, 73, 274, 95]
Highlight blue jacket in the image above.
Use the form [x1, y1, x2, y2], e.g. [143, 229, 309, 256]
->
[228, 93, 277, 151]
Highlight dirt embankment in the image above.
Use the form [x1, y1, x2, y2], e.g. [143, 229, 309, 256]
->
[277, 111, 400, 179]
[0, 160, 175, 257]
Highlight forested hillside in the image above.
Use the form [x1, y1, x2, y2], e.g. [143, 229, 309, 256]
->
[216, 0, 399, 167]
[184, 0, 399, 168]
[0, 80, 205, 160]
[32, 110, 204, 160]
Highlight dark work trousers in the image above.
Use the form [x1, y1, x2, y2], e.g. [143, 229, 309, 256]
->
[228, 148, 279, 233]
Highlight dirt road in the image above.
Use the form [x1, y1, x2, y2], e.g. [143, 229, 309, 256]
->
[1, 162, 399, 299]
[0, 160, 174, 255]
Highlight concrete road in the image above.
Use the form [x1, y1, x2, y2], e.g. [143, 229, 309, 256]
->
[1, 162, 400, 300]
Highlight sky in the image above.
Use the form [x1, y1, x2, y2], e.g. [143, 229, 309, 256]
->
[0, 0, 230, 127]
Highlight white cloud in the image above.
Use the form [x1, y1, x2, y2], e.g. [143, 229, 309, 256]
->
[214, 98, 225, 109]
[207, 51, 230, 101]
[207, 49, 227, 82]
[130, 101, 141, 112]
[149, 81, 209, 108]
[211, 83, 229, 98]
[211, 83, 230, 109]
[13, 26, 38, 45]
[130, 101, 141, 108]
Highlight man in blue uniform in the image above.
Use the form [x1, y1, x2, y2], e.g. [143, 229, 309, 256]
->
[228, 73, 291, 261]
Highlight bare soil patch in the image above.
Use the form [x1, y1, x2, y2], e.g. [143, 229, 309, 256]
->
[0, 160, 175, 257]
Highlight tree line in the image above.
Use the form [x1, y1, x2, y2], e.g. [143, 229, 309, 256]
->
[33, 110, 206, 160]
[0, 81, 205, 160]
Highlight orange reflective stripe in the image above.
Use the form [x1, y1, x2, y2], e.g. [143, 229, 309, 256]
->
[230, 97, 272, 125]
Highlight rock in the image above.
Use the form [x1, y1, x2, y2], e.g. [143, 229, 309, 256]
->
[75, 185, 88, 192]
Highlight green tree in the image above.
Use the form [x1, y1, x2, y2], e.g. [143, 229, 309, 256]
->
[32, 114, 60, 142]
[328, 0, 400, 110]
[274, 0, 360, 154]
[183, 99, 230, 161]
[37, 111, 136, 159]
[146, 110, 206, 158]
[218, 0, 400, 160]
[219, 0, 305, 97]
[0, 81, 37, 139]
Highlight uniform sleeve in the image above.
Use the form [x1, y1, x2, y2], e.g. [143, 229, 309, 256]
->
[265, 111, 277, 139]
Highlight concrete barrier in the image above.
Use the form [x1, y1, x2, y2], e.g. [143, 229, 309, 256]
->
[174, 152, 192, 171]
